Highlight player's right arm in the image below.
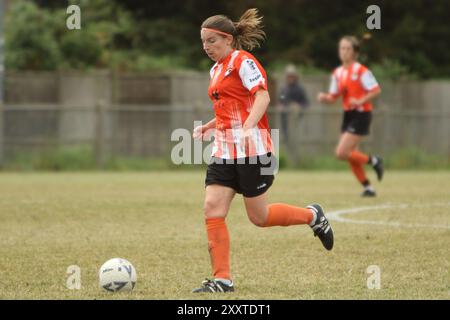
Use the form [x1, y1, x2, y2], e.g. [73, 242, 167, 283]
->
[317, 92, 338, 104]
[317, 69, 340, 104]
[193, 118, 216, 140]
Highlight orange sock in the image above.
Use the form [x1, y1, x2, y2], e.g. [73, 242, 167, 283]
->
[205, 218, 230, 280]
[348, 150, 369, 165]
[348, 151, 370, 185]
[348, 161, 369, 184]
[263, 203, 314, 227]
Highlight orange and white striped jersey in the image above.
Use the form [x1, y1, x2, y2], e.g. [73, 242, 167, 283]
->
[328, 62, 380, 112]
[208, 49, 272, 159]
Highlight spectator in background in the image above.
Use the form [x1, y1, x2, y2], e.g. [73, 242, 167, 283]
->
[278, 64, 309, 142]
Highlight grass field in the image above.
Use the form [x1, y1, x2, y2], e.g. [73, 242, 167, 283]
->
[0, 170, 449, 299]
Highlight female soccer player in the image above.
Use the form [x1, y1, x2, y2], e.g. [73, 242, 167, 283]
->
[317, 36, 384, 197]
[192, 9, 334, 293]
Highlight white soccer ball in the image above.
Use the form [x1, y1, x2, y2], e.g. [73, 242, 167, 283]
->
[99, 258, 137, 292]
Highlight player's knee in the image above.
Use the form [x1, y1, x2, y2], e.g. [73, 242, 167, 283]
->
[335, 148, 350, 160]
[203, 198, 225, 219]
[247, 213, 267, 227]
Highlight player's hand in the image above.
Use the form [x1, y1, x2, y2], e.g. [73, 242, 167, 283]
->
[317, 92, 330, 103]
[239, 127, 254, 153]
[193, 125, 207, 140]
[349, 97, 363, 107]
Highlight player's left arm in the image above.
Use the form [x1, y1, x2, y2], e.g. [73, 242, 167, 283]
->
[241, 89, 270, 148]
[238, 57, 270, 130]
[243, 89, 270, 130]
[238, 57, 271, 141]
[350, 69, 382, 106]
[352, 87, 381, 106]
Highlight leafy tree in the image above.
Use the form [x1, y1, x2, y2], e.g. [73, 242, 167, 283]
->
[5, 0, 450, 78]
[5, 1, 61, 70]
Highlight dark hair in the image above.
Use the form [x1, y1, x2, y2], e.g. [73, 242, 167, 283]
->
[201, 8, 266, 51]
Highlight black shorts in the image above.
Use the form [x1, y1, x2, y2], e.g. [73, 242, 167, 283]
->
[341, 110, 372, 136]
[205, 153, 276, 198]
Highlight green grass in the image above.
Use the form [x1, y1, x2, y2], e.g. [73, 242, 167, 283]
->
[2, 146, 450, 171]
[0, 171, 449, 299]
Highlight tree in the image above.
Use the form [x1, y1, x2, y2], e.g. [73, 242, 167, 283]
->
[5, 1, 61, 70]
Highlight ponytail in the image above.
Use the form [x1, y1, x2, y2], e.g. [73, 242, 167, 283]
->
[233, 8, 266, 50]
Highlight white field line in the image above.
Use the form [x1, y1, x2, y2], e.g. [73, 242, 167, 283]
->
[327, 203, 450, 230]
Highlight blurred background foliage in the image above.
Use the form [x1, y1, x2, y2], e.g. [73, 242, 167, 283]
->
[5, 0, 450, 79]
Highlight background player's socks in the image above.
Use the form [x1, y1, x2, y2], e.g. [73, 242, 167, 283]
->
[348, 150, 369, 164]
[263, 203, 314, 227]
[348, 151, 370, 185]
[205, 218, 231, 280]
[349, 161, 369, 185]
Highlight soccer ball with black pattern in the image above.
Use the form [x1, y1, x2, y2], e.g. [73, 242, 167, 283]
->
[99, 258, 137, 292]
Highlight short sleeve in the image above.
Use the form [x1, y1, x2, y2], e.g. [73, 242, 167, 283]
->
[238, 58, 267, 94]
[328, 71, 340, 97]
[360, 70, 379, 91]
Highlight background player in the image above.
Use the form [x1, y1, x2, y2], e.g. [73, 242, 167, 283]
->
[317, 36, 384, 197]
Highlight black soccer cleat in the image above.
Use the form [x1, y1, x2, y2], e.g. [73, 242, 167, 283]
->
[307, 204, 334, 251]
[371, 156, 384, 181]
[361, 189, 376, 197]
[192, 279, 235, 293]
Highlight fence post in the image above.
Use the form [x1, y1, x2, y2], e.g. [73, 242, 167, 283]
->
[95, 100, 106, 168]
[0, 0, 5, 166]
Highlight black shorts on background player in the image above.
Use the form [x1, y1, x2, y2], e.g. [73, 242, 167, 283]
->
[205, 153, 276, 198]
[341, 110, 372, 136]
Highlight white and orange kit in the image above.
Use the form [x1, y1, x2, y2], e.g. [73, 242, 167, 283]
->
[201, 47, 332, 285]
[328, 62, 381, 188]
[329, 62, 380, 111]
[208, 49, 273, 159]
